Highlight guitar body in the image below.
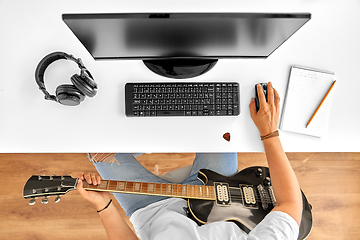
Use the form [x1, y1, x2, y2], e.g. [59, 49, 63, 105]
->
[188, 167, 313, 240]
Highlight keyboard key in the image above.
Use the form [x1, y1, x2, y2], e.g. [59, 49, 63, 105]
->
[216, 110, 227, 116]
[157, 110, 185, 116]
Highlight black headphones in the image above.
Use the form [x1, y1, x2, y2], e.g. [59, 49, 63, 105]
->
[35, 51, 97, 106]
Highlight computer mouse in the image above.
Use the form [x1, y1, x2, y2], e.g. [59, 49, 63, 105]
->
[255, 83, 268, 112]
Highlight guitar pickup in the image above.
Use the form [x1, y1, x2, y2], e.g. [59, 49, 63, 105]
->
[214, 182, 231, 206]
[240, 184, 258, 209]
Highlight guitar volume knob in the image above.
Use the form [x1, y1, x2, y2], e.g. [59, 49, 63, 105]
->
[263, 176, 271, 186]
[255, 168, 263, 177]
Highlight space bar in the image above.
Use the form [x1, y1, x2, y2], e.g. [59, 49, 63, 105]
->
[156, 110, 185, 116]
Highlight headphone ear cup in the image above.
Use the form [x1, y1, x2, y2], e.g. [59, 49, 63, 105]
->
[56, 84, 85, 106]
[71, 73, 97, 98]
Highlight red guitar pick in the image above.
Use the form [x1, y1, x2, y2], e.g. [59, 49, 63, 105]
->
[223, 132, 230, 142]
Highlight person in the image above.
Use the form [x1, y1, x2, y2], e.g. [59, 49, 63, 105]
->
[76, 82, 302, 240]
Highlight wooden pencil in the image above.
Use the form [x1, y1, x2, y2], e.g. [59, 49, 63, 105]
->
[306, 80, 336, 128]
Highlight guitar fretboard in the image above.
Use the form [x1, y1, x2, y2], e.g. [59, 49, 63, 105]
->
[83, 180, 216, 200]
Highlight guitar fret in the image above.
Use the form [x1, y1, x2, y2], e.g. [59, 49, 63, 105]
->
[166, 184, 172, 196]
[108, 180, 117, 191]
[177, 184, 181, 197]
[99, 180, 108, 190]
[141, 182, 148, 194]
[126, 181, 134, 192]
[172, 184, 177, 197]
[183, 185, 187, 197]
[117, 181, 126, 191]
[155, 183, 161, 195]
[134, 182, 141, 192]
[190, 185, 193, 197]
[148, 183, 155, 194]
[161, 183, 167, 196]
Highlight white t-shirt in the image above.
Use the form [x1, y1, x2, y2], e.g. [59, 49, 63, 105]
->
[130, 198, 299, 240]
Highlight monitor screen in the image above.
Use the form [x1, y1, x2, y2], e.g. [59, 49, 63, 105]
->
[63, 13, 310, 60]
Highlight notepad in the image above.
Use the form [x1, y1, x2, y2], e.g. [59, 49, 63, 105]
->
[279, 66, 336, 138]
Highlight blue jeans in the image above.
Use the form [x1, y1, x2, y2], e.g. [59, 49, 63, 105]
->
[92, 153, 238, 216]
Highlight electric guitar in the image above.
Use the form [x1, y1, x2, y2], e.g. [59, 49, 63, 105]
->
[23, 166, 313, 239]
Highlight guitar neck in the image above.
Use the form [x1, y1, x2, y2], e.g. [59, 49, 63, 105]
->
[82, 180, 216, 200]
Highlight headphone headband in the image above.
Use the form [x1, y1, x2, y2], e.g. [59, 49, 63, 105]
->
[35, 51, 94, 103]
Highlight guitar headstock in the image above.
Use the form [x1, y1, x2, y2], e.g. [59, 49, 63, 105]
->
[23, 175, 78, 205]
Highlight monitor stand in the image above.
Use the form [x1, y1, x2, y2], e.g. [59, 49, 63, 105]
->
[143, 59, 218, 79]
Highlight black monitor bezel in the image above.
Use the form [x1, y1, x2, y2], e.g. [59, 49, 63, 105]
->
[62, 12, 311, 60]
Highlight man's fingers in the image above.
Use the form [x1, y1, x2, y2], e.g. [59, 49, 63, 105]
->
[84, 173, 92, 184]
[76, 173, 84, 180]
[81, 173, 102, 185]
[267, 82, 274, 105]
[92, 175, 98, 185]
[76, 178, 85, 193]
[257, 84, 267, 110]
[249, 98, 257, 117]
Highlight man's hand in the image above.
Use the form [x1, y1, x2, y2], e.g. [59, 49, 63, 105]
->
[249, 82, 280, 136]
[76, 173, 111, 211]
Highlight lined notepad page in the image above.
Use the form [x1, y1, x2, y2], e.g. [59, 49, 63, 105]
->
[280, 66, 336, 138]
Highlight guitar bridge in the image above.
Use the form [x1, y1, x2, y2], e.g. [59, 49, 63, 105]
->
[214, 182, 231, 206]
[257, 184, 276, 210]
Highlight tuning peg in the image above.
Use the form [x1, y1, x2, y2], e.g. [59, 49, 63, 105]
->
[54, 196, 61, 203]
[41, 197, 49, 204]
[29, 198, 36, 206]
[38, 174, 45, 181]
[50, 174, 56, 180]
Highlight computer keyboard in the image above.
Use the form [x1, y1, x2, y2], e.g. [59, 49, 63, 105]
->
[125, 82, 240, 117]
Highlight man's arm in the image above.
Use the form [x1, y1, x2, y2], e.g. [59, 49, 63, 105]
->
[97, 200, 138, 240]
[262, 137, 302, 226]
[249, 82, 302, 226]
[77, 173, 138, 240]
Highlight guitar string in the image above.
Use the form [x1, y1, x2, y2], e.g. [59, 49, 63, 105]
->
[39, 186, 272, 203]
[96, 180, 272, 200]
[88, 156, 272, 201]
[85, 180, 273, 202]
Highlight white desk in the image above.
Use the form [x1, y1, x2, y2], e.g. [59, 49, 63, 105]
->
[1, 0, 359, 153]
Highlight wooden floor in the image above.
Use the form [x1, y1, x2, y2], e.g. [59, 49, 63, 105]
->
[1, 152, 359, 240]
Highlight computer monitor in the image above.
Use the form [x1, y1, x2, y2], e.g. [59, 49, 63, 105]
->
[62, 13, 311, 79]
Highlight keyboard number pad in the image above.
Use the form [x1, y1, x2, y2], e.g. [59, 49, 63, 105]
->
[214, 83, 240, 116]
